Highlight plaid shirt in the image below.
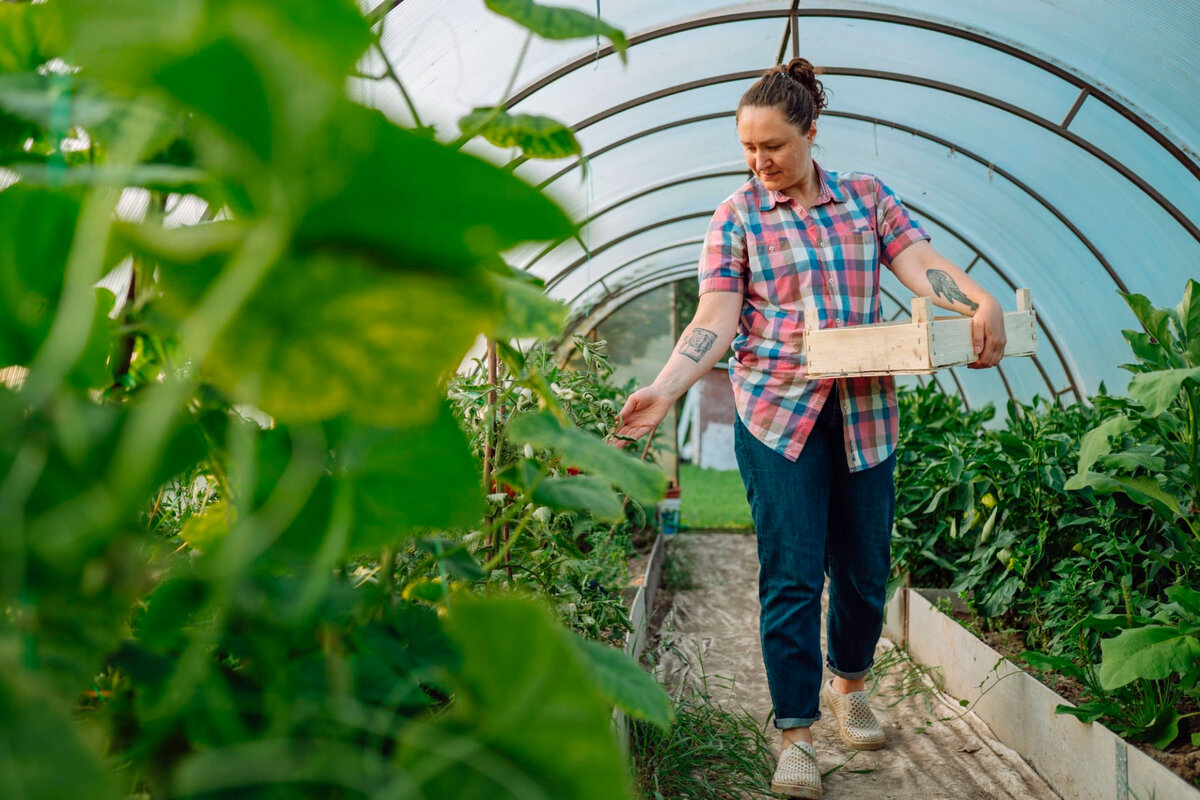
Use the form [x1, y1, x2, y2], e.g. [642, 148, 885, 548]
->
[698, 163, 929, 472]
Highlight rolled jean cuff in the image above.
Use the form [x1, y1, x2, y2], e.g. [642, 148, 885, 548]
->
[826, 657, 873, 681]
[774, 713, 820, 730]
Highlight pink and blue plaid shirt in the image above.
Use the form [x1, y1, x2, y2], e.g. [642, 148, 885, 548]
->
[698, 163, 929, 472]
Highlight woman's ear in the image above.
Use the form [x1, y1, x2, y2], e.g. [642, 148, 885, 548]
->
[807, 123, 818, 144]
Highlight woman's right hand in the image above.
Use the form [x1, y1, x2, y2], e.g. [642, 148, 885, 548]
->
[613, 385, 675, 449]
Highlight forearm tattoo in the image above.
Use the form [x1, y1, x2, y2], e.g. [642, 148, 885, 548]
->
[679, 327, 718, 363]
[926, 269, 979, 312]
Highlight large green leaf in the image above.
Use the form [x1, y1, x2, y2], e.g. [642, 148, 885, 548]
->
[508, 411, 667, 507]
[1098, 625, 1200, 689]
[405, 594, 634, 800]
[490, 273, 569, 340]
[1128, 365, 1200, 416]
[0, 2, 61, 74]
[566, 635, 674, 730]
[0, 185, 80, 366]
[533, 475, 624, 522]
[1064, 471, 1182, 520]
[59, 0, 367, 92]
[485, 0, 628, 62]
[0, 667, 118, 800]
[1165, 584, 1200, 618]
[1065, 414, 1134, 482]
[1178, 278, 1200, 361]
[341, 403, 486, 552]
[1121, 291, 1175, 352]
[200, 253, 500, 426]
[296, 108, 576, 273]
[460, 108, 582, 160]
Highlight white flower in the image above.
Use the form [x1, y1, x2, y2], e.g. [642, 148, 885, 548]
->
[532, 506, 552, 524]
[523, 443, 535, 459]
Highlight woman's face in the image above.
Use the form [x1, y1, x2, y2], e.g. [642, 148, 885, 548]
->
[736, 104, 815, 197]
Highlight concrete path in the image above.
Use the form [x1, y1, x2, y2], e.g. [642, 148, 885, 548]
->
[651, 533, 1060, 799]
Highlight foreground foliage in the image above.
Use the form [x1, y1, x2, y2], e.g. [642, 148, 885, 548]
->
[0, 1, 673, 798]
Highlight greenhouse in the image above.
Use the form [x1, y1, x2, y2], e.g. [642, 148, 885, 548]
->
[1, 0, 1198, 798]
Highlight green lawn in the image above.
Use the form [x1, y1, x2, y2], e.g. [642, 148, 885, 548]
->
[679, 464, 754, 531]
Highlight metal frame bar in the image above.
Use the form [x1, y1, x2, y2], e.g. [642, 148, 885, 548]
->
[532, 107, 1123, 299]
[504, 8, 1199, 185]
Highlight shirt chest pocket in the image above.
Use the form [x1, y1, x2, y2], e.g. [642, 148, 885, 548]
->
[832, 228, 881, 322]
[749, 236, 817, 306]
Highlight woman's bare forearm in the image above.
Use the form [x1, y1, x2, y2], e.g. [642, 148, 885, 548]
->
[889, 240, 997, 315]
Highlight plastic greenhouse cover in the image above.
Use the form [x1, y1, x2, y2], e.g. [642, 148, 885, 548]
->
[370, 0, 1199, 406]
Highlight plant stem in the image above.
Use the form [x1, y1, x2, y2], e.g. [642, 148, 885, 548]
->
[371, 34, 424, 130]
[449, 31, 533, 149]
[483, 509, 532, 573]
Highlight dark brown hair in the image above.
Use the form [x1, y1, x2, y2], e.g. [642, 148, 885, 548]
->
[737, 57, 828, 134]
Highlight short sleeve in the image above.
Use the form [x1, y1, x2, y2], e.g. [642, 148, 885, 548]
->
[874, 178, 930, 265]
[697, 202, 747, 295]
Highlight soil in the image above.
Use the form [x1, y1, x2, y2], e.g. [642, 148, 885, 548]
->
[948, 608, 1200, 788]
[646, 533, 1061, 799]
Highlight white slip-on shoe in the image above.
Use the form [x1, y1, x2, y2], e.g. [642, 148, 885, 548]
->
[821, 679, 886, 750]
[770, 740, 822, 799]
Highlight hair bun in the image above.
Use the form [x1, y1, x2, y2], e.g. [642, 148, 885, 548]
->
[784, 57, 827, 114]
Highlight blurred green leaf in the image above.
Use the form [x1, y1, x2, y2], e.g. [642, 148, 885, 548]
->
[341, 402, 486, 552]
[460, 107, 582, 159]
[0, 2, 62, 74]
[179, 499, 232, 552]
[0, 185, 80, 366]
[485, 0, 628, 63]
[491, 273, 569, 341]
[533, 475, 623, 522]
[201, 254, 499, 427]
[408, 593, 633, 800]
[566, 635, 674, 730]
[296, 108, 576, 272]
[509, 411, 666, 506]
[0, 667, 118, 800]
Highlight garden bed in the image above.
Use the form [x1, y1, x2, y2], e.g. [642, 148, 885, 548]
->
[885, 587, 1200, 799]
[940, 604, 1200, 787]
[613, 532, 667, 748]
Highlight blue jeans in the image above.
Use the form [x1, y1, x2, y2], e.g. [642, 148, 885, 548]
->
[733, 386, 896, 730]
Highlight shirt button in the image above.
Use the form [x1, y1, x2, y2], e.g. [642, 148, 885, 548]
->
[827, 277, 835, 285]
[834, 319, 843, 326]
[768, 245, 775, 251]
[818, 238, 827, 247]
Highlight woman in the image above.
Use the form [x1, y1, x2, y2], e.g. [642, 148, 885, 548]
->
[614, 58, 1006, 799]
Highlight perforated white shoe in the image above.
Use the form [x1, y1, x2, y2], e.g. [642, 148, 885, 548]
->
[770, 740, 822, 798]
[821, 679, 886, 750]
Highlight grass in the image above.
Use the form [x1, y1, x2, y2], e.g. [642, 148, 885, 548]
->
[679, 464, 753, 531]
[631, 644, 777, 799]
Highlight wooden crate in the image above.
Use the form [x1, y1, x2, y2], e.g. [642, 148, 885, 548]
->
[803, 289, 1037, 378]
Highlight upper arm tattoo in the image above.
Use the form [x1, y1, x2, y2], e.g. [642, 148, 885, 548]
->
[679, 328, 718, 363]
[926, 269, 979, 312]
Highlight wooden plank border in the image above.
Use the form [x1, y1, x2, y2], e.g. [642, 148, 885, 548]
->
[883, 587, 1200, 800]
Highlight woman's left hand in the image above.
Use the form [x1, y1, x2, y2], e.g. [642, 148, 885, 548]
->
[970, 296, 1006, 368]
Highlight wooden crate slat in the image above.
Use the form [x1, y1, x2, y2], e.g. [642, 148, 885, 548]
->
[803, 289, 1038, 378]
